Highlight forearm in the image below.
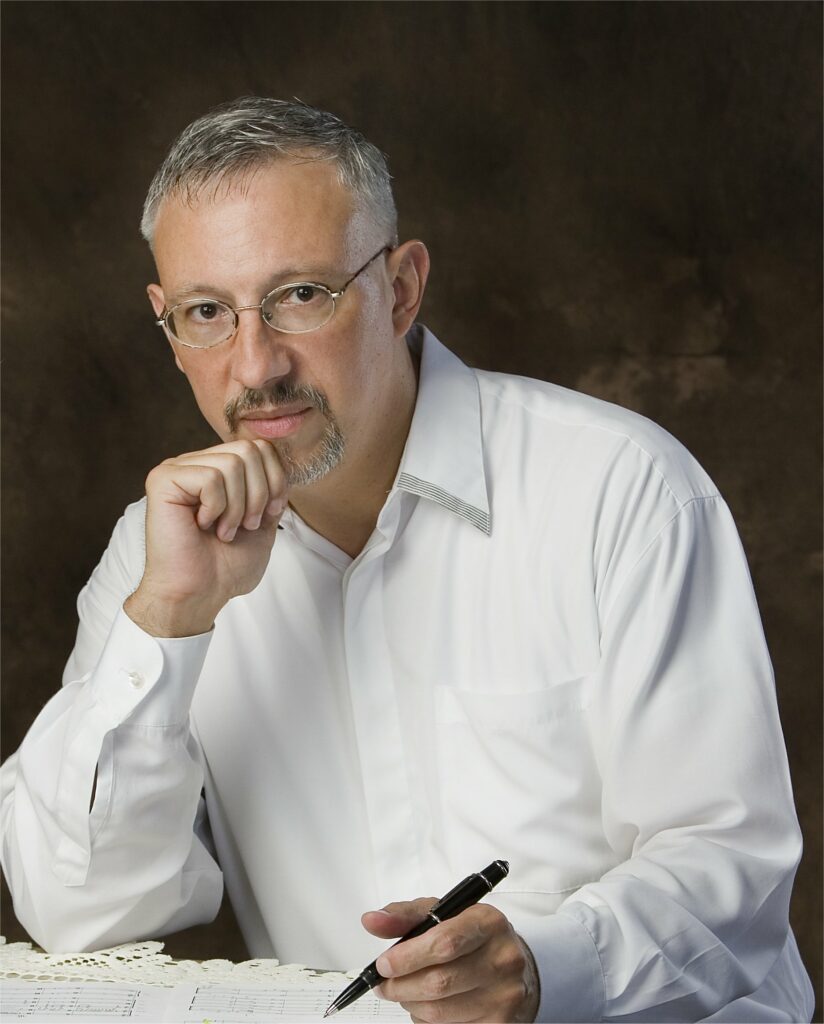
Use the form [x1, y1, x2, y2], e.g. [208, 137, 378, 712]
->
[517, 495, 811, 1022]
[0, 609, 222, 952]
[513, 831, 801, 1023]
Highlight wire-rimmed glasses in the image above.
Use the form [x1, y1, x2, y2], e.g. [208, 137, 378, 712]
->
[156, 246, 392, 349]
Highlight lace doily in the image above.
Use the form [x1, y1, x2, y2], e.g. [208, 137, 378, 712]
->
[0, 936, 353, 988]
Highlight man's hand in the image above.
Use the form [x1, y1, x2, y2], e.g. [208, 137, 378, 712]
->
[362, 898, 540, 1024]
[124, 439, 288, 637]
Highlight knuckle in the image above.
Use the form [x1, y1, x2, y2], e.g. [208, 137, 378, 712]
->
[219, 439, 256, 461]
[202, 466, 226, 491]
[146, 464, 168, 487]
[224, 451, 245, 474]
[423, 967, 452, 1000]
[506, 978, 530, 1019]
[432, 931, 460, 961]
[253, 438, 275, 458]
[262, 443, 287, 474]
[495, 937, 526, 974]
[421, 998, 450, 1023]
[479, 903, 505, 928]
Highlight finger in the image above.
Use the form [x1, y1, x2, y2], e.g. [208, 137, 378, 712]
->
[148, 463, 229, 530]
[377, 953, 480, 1004]
[401, 984, 507, 1024]
[193, 454, 248, 540]
[377, 906, 495, 978]
[176, 443, 271, 534]
[384, 924, 539, 1024]
[361, 897, 438, 940]
[253, 440, 289, 518]
[234, 442, 271, 531]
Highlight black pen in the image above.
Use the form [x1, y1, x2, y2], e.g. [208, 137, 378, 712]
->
[323, 859, 509, 1018]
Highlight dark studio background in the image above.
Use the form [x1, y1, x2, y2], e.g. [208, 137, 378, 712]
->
[2, 0, 821, 1016]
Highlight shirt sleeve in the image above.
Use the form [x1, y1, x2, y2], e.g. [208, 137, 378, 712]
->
[516, 495, 809, 1022]
[0, 500, 223, 953]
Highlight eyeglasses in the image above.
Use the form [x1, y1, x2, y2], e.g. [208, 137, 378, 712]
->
[156, 246, 392, 349]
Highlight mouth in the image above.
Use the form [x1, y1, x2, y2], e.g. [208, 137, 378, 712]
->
[239, 406, 313, 440]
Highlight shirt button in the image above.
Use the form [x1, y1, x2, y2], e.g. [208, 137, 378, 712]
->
[123, 670, 145, 689]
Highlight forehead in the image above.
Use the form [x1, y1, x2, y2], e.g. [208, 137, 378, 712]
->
[152, 159, 377, 290]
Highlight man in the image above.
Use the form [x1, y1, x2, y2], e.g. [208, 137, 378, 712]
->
[0, 98, 814, 1022]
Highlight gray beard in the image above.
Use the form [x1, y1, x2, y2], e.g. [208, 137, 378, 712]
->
[273, 420, 346, 487]
[224, 381, 346, 486]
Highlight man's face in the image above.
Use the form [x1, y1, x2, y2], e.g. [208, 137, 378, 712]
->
[147, 159, 399, 486]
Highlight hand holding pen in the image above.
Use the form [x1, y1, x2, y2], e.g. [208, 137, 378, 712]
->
[326, 860, 540, 1022]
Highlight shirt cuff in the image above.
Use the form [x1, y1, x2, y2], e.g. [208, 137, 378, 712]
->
[89, 607, 213, 727]
[515, 911, 606, 1023]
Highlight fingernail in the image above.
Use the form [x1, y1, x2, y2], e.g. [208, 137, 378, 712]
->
[376, 956, 392, 977]
[224, 526, 237, 542]
[267, 498, 286, 517]
[246, 514, 262, 531]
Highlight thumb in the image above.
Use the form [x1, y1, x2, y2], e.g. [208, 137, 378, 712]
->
[361, 897, 439, 939]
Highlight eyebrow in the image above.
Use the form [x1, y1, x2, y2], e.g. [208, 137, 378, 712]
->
[167, 264, 340, 306]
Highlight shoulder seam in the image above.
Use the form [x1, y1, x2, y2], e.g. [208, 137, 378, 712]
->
[476, 375, 720, 507]
[603, 494, 725, 629]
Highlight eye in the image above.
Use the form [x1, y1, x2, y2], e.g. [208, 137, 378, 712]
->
[175, 300, 233, 336]
[191, 302, 221, 322]
[280, 284, 322, 305]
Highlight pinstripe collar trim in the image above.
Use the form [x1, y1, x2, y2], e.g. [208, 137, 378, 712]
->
[395, 326, 491, 536]
[397, 472, 491, 534]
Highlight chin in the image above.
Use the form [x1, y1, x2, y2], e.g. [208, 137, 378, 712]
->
[275, 427, 346, 488]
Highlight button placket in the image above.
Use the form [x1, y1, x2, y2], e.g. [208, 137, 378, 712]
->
[342, 505, 423, 904]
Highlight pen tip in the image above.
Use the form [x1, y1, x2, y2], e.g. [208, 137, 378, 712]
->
[324, 1008, 338, 1018]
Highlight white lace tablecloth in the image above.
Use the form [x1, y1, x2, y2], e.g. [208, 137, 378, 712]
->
[0, 936, 353, 989]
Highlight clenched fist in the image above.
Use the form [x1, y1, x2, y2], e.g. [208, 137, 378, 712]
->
[124, 438, 288, 637]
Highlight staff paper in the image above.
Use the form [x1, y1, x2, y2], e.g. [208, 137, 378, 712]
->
[0, 981, 410, 1023]
[184, 984, 408, 1021]
[0, 982, 169, 1021]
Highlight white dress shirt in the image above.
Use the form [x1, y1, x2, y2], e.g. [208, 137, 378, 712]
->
[1, 326, 813, 1022]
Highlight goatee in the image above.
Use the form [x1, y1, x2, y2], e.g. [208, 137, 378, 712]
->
[224, 382, 346, 486]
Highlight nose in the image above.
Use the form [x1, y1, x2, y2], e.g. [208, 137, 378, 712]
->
[230, 306, 293, 391]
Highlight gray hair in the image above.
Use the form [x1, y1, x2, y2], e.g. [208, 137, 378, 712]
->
[140, 96, 398, 247]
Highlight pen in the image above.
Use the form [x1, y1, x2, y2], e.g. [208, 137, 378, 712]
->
[323, 859, 509, 1018]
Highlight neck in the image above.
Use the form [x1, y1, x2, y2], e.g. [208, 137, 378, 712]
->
[288, 344, 419, 558]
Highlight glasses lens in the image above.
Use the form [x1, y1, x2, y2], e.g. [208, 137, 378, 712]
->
[168, 300, 235, 347]
[262, 284, 335, 334]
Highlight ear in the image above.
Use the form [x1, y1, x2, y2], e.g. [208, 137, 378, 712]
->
[147, 283, 185, 373]
[387, 241, 430, 338]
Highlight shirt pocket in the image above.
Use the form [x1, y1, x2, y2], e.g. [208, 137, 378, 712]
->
[433, 678, 614, 900]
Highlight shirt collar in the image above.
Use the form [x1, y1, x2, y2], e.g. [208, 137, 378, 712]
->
[394, 325, 491, 535]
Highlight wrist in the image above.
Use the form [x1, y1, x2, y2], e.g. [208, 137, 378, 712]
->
[516, 934, 541, 1023]
[124, 585, 219, 638]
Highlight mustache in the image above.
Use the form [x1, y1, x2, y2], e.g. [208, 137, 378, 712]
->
[224, 382, 330, 432]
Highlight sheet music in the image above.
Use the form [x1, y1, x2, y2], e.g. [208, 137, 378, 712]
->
[0, 982, 410, 1023]
[0, 982, 168, 1021]
[184, 984, 408, 1021]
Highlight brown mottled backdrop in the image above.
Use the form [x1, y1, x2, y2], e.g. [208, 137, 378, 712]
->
[2, 0, 821, 1015]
